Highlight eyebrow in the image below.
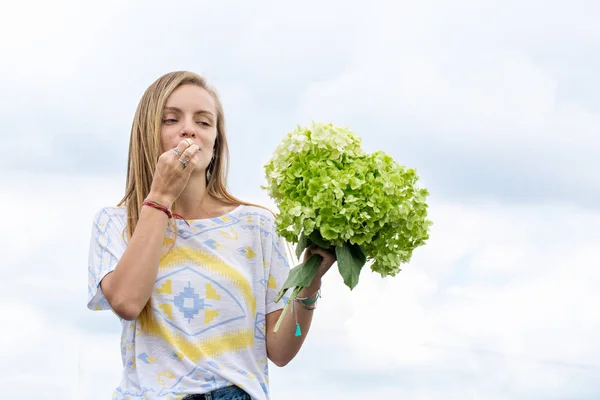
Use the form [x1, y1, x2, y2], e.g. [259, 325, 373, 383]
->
[163, 106, 215, 117]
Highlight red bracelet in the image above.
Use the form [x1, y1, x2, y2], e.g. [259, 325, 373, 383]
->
[142, 200, 190, 226]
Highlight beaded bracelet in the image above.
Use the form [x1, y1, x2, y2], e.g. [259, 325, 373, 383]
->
[292, 289, 321, 336]
[295, 289, 321, 307]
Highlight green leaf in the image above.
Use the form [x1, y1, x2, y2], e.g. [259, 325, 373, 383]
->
[274, 254, 321, 303]
[335, 242, 367, 290]
[296, 231, 311, 259]
[308, 230, 330, 249]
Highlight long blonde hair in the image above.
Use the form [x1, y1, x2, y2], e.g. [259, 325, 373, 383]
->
[118, 71, 266, 239]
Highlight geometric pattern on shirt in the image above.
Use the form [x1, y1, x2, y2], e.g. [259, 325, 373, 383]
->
[158, 246, 257, 317]
[254, 312, 266, 341]
[237, 211, 274, 237]
[173, 283, 206, 322]
[153, 269, 246, 337]
[172, 214, 241, 240]
[156, 365, 229, 396]
[237, 246, 257, 259]
[140, 313, 255, 363]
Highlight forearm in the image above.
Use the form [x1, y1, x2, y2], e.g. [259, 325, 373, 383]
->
[267, 277, 322, 366]
[102, 204, 169, 320]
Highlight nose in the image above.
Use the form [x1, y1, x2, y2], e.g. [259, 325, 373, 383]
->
[179, 119, 197, 139]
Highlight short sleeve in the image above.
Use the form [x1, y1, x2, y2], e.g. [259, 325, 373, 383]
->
[265, 226, 291, 314]
[87, 208, 127, 311]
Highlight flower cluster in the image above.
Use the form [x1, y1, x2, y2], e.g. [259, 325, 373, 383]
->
[263, 122, 431, 278]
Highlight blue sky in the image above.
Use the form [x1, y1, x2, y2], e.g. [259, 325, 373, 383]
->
[2, 1, 599, 399]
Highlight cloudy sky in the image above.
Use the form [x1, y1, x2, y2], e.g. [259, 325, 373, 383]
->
[2, 0, 599, 399]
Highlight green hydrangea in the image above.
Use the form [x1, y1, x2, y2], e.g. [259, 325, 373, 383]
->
[263, 122, 432, 280]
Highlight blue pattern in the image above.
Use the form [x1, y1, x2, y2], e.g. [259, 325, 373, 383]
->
[174, 283, 206, 322]
[254, 313, 266, 341]
[204, 239, 219, 249]
[272, 238, 290, 269]
[172, 215, 241, 239]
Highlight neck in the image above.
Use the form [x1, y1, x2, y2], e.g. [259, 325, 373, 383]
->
[174, 171, 211, 219]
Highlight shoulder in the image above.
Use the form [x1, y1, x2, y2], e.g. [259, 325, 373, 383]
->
[235, 204, 281, 238]
[93, 205, 126, 219]
[237, 204, 277, 225]
[91, 206, 127, 230]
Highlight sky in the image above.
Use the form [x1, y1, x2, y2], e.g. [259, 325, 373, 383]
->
[1, 0, 599, 399]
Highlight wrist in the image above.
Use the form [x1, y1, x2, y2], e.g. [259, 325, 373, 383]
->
[295, 285, 321, 311]
[145, 192, 174, 209]
[300, 278, 321, 298]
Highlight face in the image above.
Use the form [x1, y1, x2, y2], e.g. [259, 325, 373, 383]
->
[160, 83, 218, 172]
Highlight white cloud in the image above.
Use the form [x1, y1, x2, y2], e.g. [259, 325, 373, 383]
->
[2, 0, 598, 206]
[291, 1, 600, 205]
[0, 300, 80, 399]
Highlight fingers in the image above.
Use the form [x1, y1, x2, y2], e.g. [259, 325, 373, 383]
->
[166, 139, 198, 170]
[306, 244, 336, 262]
[186, 152, 201, 173]
[179, 144, 200, 164]
[179, 146, 200, 172]
[171, 138, 194, 157]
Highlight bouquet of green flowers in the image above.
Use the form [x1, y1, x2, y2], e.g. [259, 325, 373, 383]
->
[263, 122, 432, 333]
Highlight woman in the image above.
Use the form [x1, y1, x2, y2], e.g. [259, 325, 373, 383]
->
[87, 71, 335, 400]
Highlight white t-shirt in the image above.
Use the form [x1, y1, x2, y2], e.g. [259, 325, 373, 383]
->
[87, 204, 291, 400]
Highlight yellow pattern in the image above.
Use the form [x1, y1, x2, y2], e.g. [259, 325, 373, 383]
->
[159, 303, 173, 320]
[204, 309, 219, 324]
[158, 370, 176, 386]
[135, 324, 143, 337]
[206, 283, 221, 300]
[159, 246, 256, 316]
[219, 227, 238, 240]
[157, 279, 172, 295]
[241, 246, 257, 259]
[141, 314, 254, 361]
[267, 275, 277, 289]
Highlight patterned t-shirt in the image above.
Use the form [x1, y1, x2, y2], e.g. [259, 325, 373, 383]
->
[87, 205, 291, 400]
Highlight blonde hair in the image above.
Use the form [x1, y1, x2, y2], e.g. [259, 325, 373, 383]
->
[118, 71, 266, 239]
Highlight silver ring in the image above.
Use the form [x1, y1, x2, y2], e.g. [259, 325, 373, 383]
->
[173, 148, 180, 156]
[179, 158, 189, 168]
